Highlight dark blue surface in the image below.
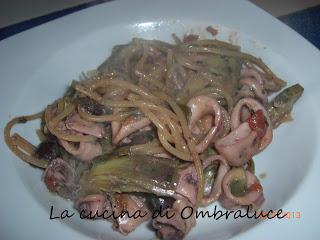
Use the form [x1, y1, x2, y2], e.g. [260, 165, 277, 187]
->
[0, 1, 319, 50]
[279, 5, 320, 49]
[0, 0, 112, 41]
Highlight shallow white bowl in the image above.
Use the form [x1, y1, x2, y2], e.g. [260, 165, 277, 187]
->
[1, 0, 319, 239]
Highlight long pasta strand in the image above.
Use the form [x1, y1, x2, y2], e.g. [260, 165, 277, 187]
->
[4, 112, 47, 168]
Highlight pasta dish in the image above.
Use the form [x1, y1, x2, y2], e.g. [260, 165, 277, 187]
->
[4, 28, 303, 240]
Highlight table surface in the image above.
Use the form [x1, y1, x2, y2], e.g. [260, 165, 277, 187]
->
[0, 0, 319, 49]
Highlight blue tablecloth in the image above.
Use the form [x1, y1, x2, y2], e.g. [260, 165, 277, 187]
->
[279, 5, 320, 49]
[0, 1, 319, 49]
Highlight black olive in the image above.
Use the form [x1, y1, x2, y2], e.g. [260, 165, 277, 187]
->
[77, 97, 110, 116]
[147, 195, 175, 212]
[35, 141, 61, 161]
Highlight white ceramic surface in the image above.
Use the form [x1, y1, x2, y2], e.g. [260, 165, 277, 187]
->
[0, 0, 319, 239]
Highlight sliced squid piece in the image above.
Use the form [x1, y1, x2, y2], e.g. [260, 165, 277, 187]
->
[65, 113, 106, 138]
[112, 194, 151, 235]
[215, 122, 258, 167]
[220, 168, 264, 210]
[43, 158, 77, 197]
[176, 154, 229, 205]
[59, 140, 102, 162]
[75, 194, 112, 219]
[239, 77, 268, 105]
[241, 64, 286, 92]
[187, 95, 223, 153]
[201, 155, 230, 206]
[112, 116, 151, 145]
[175, 163, 198, 205]
[231, 98, 272, 151]
[152, 199, 196, 240]
[240, 67, 264, 85]
[56, 120, 102, 162]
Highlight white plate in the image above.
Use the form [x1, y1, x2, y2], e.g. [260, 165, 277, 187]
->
[1, 0, 319, 239]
